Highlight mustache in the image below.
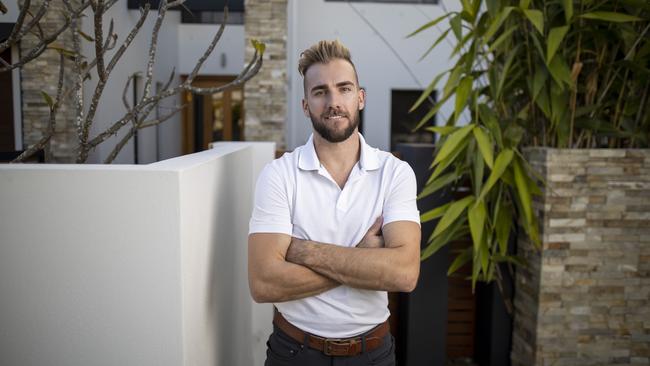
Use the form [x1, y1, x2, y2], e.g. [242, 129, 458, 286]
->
[322, 110, 349, 118]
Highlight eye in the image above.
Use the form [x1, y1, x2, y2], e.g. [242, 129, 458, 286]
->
[341, 86, 352, 92]
[313, 90, 324, 96]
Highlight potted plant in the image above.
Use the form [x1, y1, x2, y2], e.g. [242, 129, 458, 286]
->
[410, 1, 649, 364]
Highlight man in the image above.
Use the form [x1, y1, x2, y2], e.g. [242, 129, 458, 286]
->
[248, 40, 421, 366]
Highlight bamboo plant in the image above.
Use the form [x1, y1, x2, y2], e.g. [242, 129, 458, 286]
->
[410, 0, 649, 290]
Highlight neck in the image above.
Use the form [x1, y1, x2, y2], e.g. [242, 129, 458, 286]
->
[312, 131, 360, 173]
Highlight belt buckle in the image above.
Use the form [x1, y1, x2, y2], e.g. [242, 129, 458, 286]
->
[323, 338, 352, 356]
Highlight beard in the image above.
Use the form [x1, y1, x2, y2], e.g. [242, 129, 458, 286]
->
[309, 108, 360, 143]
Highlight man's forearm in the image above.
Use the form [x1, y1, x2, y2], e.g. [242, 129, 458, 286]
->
[286, 239, 417, 292]
[250, 258, 339, 303]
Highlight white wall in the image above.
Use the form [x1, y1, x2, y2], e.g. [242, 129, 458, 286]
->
[287, 0, 460, 151]
[178, 24, 245, 76]
[0, 142, 275, 366]
[82, 4, 183, 164]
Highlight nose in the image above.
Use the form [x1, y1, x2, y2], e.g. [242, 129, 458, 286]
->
[325, 89, 343, 109]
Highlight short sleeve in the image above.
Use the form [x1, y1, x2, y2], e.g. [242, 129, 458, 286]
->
[382, 161, 420, 226]
[248, 164, 293, 235]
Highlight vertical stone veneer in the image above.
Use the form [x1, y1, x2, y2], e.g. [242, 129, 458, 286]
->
[243, 0, 287, 150]
[512, 148, 650, 366]
[19, 0, 78, 162]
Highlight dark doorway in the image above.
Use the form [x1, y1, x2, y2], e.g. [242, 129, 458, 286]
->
[0, 46, 15, 152]
[181, 75, 245, 154]
[390, 89, 435, 151]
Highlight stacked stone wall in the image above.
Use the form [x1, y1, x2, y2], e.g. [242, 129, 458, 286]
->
[19, 0, 78, 162]
[512, 148, 650, 366]
[243, 0, 287, 150]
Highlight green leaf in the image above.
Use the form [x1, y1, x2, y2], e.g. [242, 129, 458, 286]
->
[513, 157, 533, 225]
[413, 92, 452, 131]
[443, 67, 463, 99]
[40, 90, 54, 111]
[492, 254, 526, 266]
[78, 30, 95, 42]
[561, 0, 573, 23]
[579, 12, 642, 22]
[418, 172, 458, 200]
[495, 201, 512, 255]
[504, 124, 525, 147]
[468, 199, 487, 253]
[425, 126, 458, 135]
[455, 77, 473, 121]
[523, 9, 544, 35]
[479, 237, 489, 275]
[431, 195, 475, 239]
[479, 149, 514, 201]
[484, 6, 516, 42]
[407, 12, 454, 37]
[447, 247, 472, 275]
[472, 144, 485, 197]
[432, 124, 474, 167]
[420, 202, 452, 223]
[411, 71, 445, 112]
[497, 44, 521, 98]
[473, 126, 494, 169]
[519, 0, 531, 10]
[535, 85, 551, 118]
[251, 39, 266, 54]
[418, 28, 452, 61]
[531, 67, 548, 101]
[478, 104, 503, 148]
[422, 218, 468, 261]
[547, 55, 573, 88]
[487, 25, 517, 53]
[547, 26, 570, 64]
[427, 136, 471, 184]
[451, 13, 463, 40]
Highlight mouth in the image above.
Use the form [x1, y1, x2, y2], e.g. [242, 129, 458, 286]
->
[323, 114, 347, 121]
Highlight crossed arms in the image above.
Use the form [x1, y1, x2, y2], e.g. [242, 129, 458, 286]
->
[248, 219, 421, 303]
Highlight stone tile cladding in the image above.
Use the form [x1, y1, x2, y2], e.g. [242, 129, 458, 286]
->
[512, 148, 650, 366]
[19, 0, 79, 162]
[243, 0, 287, 150]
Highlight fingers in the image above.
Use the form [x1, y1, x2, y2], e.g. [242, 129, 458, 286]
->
[367, 216, 383, 234]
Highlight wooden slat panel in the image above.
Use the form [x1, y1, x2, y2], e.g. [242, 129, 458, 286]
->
[446, 236, 476, 359]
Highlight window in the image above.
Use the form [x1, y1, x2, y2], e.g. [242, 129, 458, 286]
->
[326, 0, 438, 4]
[390, 89, 436, 151]
[181, 10, 244, 25]
[128, 0, 244, 12]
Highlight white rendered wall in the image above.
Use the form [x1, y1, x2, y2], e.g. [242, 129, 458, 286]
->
[0, 142, 275, 366]
[81, 4, 183, 164]
[287, 0, 460, 151]
[178, 24, 245, 76]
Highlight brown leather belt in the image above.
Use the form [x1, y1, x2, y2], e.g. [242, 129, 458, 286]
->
[273, 310, 389, 356]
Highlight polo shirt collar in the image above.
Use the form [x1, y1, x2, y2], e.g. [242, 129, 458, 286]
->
[298, 133, 380, 171]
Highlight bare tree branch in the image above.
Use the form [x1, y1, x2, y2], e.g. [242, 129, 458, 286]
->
[105, 4, 150, 74]
[93, 0, 107, 82]
[143, 0, 170, 100]
[139, 104, 185, 129]
[0, 1, 92, 72]
[12, 53, 66, 163]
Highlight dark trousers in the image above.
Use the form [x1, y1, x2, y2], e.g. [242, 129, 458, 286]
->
[264, 324, 396, 366]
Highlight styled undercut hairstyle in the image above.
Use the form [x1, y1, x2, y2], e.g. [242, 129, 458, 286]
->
[298, 39, 358, 81]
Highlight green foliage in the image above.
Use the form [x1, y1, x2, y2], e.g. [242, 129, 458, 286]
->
[411, 0, 649, 286]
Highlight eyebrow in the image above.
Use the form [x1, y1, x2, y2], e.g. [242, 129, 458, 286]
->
[310, 81, 355, 93]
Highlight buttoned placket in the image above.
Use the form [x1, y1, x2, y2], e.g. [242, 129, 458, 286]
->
[316, 162, 366, 213]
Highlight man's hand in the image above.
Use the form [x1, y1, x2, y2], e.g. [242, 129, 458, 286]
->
[357, 217, 384, 248]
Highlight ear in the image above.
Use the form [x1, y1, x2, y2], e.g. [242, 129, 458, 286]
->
[358, 87, 366, 111]
[302, 98, 310, 118]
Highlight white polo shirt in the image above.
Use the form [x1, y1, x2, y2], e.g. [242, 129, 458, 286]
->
[249, 133, 420, 338]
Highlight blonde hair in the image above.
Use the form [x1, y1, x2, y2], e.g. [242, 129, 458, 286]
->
[298, 40, 357, 78]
